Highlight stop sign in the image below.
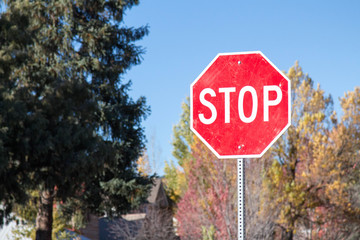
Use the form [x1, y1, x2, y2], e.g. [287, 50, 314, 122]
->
[190, 51, 291, 159]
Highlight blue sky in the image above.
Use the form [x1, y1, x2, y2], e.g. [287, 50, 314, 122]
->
[123, 0, 360, 175]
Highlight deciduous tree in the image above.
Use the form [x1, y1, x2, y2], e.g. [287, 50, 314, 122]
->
[311, 87, 360, 239]
[164, 98, 193, 202]
[167, 98, 274, 239]
[175, 136, 237, 240]
[261, 62, 352, 239]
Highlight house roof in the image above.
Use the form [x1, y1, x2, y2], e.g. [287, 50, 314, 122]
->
[82, 178, 173, 240]
[147, 178, 162, 204]
[147, 178, 170, 208]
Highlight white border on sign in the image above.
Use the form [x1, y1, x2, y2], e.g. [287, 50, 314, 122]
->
[190, 51, 291, 159]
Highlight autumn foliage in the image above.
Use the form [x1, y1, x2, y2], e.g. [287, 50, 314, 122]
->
[262, 63, 360, 239]
[175, 136, 237, 239]
[165, 62, 360, 240]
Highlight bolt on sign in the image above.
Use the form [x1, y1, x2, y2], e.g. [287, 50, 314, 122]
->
[190, 51, 291, 159]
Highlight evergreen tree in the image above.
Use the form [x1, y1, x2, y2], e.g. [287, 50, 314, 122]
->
[0, 2, 34, 225]
[0, 1, 152, 239]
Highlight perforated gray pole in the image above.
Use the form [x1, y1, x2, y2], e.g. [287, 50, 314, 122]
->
[238, 158, 245, 240]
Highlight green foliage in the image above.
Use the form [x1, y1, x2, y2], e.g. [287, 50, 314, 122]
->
[164, 98, 193, 202]
[12, 191, 76, 240]
[0, 0, 153, 237]
[202, 225, 216, 240]
[0, 4, 35, 224]
[171, 97, 193, 166]
[163, 160, 182, 202]
[11, 224, 34, 240]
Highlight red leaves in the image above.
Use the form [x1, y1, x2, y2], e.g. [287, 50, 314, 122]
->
[175, 137, 237, 240]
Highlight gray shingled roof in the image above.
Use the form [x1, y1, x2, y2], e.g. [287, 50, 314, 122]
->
[147, 178, 162, 204]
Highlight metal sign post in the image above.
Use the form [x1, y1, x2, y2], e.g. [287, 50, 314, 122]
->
[238, 158, 245, 240]
[190, 51, 291, 240]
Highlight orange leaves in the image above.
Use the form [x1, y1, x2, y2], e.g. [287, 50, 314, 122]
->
[261, 62, 360, 238]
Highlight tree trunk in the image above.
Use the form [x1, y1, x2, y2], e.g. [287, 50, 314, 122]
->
[36, 189, 54, 240]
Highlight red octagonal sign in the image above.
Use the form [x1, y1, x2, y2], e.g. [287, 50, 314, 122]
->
[190, 51, 291, 159]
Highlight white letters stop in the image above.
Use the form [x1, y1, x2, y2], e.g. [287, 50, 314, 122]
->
[199, 85, 282, 124]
